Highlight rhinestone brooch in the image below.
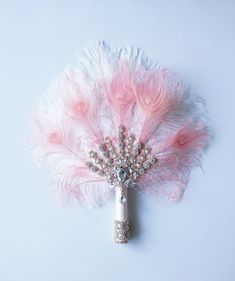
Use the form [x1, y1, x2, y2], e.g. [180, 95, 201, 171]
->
[86, 125, 157, 203]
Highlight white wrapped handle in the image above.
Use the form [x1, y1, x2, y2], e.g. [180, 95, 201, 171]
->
[114, 186, 130, 243]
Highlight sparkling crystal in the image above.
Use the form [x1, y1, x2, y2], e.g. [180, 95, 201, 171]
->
[124, 179, 132, 188]
[87, 126, 157, 186]
[89, 151, 97, 158]
[108, 146, 114, 152]
[144, 147, 151, 155]
[107, 159, 113, 166]
[98, 170, 105, 176]
[110, 152, 116, 158]
[138, 168, 145, 175]
[129, 156, 135, 163]
[92, 166, 98, 172]
[139, 156, 145, 162]
[124, 179, 136, 188]
[86, 161, 93, 168]
[119, 194, 127, 204]
[112, 167, 117, 173]
[136, 143, 142, 149]
[132, 173, 137, 180]
[116, 167, 129, 183]
[132, 182, 137, 188]
[151, 157, 157, 164]
[103, 151, 110, 158]
[119, 143, 124, 149]
[99, 144, 106, 151]
[95, 158, 102, 164]
[119, 132, 124, 139]
[143, 162, 150, 169]
[129, 167, 133, 174]
[134, 149, 139, 156]
[134, 163, 140, 169]
[119, 125, 125, 132]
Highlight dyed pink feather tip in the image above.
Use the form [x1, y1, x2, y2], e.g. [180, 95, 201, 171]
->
[31, 41, 211, 209]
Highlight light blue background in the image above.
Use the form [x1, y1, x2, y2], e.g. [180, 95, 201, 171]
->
[0, 1, 234, 281]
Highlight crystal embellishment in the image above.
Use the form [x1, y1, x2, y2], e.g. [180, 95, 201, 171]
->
[119, 194, 127, 204]
[86, 125, 158, 190]
[114, 220, 130, 243]
[116, 167, 129, 183]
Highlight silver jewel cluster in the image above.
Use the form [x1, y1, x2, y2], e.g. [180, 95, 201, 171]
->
[86, 125, 157, 190]
[114, 220, 130, 243]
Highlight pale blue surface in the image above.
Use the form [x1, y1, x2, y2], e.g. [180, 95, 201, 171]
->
[0, 1, 234, 281]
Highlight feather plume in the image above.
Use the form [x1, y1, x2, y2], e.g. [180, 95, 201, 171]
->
[30, 41, 211, 207]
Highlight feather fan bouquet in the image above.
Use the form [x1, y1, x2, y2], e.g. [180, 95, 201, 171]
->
[31, 42, 211, 243]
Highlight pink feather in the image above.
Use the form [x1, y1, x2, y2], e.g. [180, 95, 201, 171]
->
[60, 71, 104, 142]
[30, 41, 211, 207]
[105, 61, 136, 129]
[135, 69, 177, 143]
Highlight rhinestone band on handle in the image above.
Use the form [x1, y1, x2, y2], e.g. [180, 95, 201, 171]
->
[114, 220, 130, 243]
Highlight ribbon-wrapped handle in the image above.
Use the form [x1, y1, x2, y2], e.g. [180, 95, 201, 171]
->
[114, 186, 130, 243]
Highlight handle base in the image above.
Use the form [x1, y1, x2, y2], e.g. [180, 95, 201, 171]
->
[114, 220, 130, 243]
